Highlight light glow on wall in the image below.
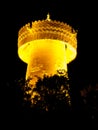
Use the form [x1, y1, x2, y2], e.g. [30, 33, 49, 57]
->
[18, 14, 77, 86]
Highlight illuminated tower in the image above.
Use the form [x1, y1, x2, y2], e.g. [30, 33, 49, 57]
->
[17, 14, 77, 86]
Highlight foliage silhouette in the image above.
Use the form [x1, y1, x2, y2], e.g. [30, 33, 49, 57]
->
[13, 74, 98, 129]
[21, 74, 71, 114]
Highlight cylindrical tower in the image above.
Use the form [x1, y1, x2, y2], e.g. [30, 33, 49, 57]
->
[18, 14, 77, 86]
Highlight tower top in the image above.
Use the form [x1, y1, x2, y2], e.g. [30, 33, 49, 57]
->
[18, 19, 77, 49]
[18, 16, 77, 64]
[46, 13, 51, 21]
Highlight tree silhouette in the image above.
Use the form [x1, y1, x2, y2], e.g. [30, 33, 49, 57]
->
[2, 74, 98, 129]
[22, 74, 71, 114]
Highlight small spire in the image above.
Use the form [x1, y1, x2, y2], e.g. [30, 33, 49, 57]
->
[46, 13, 51, 21]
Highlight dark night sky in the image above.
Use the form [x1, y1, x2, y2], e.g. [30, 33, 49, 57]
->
[1, 0, 98, 128]
[1, 0, 98, 85]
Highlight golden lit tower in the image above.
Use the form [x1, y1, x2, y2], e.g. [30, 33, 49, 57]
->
[18, 14, 77, 86]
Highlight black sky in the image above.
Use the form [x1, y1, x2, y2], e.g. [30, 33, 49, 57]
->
[1, 0, 98, 89]
[1, 0, 98, 128]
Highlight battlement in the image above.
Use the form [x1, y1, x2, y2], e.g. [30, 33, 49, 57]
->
[18, 19, 77, 49]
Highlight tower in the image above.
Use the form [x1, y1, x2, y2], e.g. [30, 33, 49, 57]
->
[17, 14, 77, 86]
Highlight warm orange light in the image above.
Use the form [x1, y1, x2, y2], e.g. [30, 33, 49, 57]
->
[18, 14, 77, 86]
